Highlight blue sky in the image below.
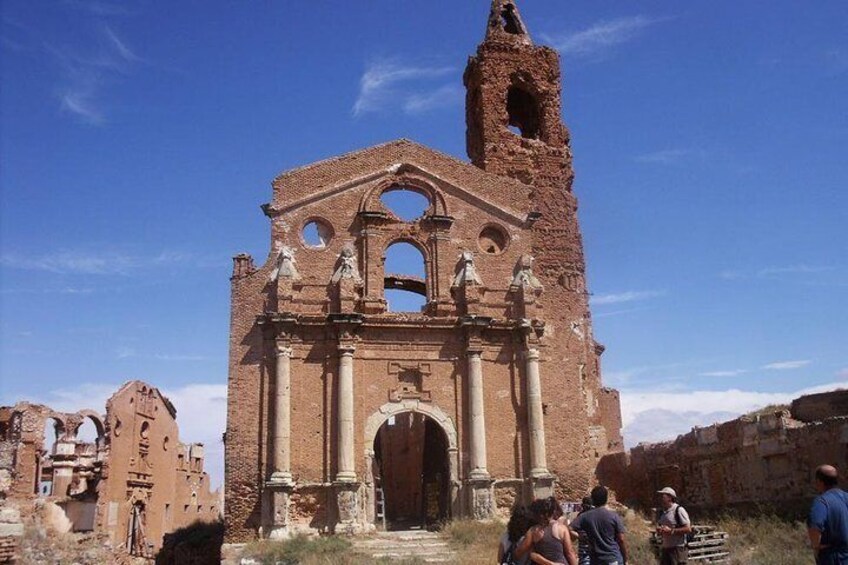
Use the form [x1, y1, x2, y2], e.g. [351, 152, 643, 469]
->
[2, 1, 846, 486]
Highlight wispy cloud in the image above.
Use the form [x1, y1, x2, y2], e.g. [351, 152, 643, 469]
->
[46, 24, 143, 124]
[590, 290, 664, 305]
[698, 369, 748, 377]
[403, 84, 463, 114]
[594, 307, 649, 318]
[154, 354, 210, 362]
[762, 359, 811, 371]
[0, 249, 203, 275]
[719, 265, 835, 281]
[634, 148, 706, 165]
[542, 16, 666, 58]
[353, 59, 455, 117]
[757, 265, 833, 277]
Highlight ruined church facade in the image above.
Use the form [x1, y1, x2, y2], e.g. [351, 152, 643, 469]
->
[225, 1, 622, 541]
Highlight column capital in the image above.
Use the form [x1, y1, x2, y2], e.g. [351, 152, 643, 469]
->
[338, 344, 356, 356]
[275, 342, 293, 358]
[466, 347, 483, 358]
[523, 348, 540, 361]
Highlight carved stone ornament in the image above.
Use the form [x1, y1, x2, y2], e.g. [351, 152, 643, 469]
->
[336, 487, 360, 523]
[452, 250, 483, 287]
[270, 245, 300, 282]
[510, 254, 543, 291]
[330, 243, 363, 284]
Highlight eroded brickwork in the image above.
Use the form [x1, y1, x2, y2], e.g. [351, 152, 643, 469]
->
[0, 381, 219, 557]
[598, 390, 848, 512]
[225, 0, 622, 542]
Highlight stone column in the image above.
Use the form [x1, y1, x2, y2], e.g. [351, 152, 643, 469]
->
[336, 344, 357, 482]
[524, 348, 549, 477]
[270, 342, 293, 485]
[467, 347, 489, 479]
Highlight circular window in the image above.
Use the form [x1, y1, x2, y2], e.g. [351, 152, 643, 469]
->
[478, 225, 509, 255]
[301, 219, 334, 249]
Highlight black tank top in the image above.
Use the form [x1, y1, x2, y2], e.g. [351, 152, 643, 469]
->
[534, 521, 567, 564]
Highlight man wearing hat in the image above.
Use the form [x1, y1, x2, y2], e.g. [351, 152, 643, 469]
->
[655, 487, 692, 565]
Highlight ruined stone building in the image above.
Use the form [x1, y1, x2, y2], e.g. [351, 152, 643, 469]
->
[0, 381, 219, 558]
[599, 389, 848, 515]
[225, 1, 623, 541]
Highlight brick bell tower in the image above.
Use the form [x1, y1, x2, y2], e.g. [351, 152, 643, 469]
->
[465, 0, 623, 494]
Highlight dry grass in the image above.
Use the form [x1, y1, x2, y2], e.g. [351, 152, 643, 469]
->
[621, 511, 811, 565]
[443, 519, 504, 564]
[721, 514, 810, 565]
[237, 513, 812, 565]
[241, 535, 424, 565]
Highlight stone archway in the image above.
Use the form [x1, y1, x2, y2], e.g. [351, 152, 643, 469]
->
[363, 401, 459, 529]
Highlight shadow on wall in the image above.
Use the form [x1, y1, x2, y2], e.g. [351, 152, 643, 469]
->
[156, 520, 224, 565]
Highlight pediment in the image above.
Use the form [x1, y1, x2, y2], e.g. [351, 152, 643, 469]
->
[267, 139, 534, 226]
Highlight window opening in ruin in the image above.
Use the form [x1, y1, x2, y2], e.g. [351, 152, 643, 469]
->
[380, 187, 431, 222]
[373, 412, 450, 530]
[506, 86, 540, 139]
[301, 219, 333, 249]
[500, 4, 522, 34]
[478, 225, 509, 255]
[384, 241, 427, 312]
[76, 418, 98, 443]
[139, 421, 150, 440]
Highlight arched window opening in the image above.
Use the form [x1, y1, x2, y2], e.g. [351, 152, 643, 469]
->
[42, 418, 62, 456]
[76, 418, 98, 443]
[501, 4, 522, 34]
[302, 219, 333, 249]
[39, 418, 63, 495]
[384, 242, 427, 313]
[507, 86, 540, 139]
[380, 187, 431, 222]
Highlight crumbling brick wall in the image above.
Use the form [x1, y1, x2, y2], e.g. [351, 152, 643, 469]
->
[598, 390, 848, 512]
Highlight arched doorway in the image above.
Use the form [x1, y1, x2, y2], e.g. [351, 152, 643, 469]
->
[372, 411, 450, 530]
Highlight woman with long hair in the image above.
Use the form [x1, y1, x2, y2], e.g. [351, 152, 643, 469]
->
[516, 498, 578, 565]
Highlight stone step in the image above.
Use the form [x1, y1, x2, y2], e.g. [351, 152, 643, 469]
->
[351, 531, 456, 562]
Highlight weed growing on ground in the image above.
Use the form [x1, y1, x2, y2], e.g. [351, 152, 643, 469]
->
[444, 519, 504, 564]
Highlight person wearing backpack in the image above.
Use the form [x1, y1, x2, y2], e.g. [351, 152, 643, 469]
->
[655, 487, 692, 565]
[808, 464, 848, 565]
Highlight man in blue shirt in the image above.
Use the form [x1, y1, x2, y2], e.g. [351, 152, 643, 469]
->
[808, 465, 848, 565]
[570, 486, 628, 565]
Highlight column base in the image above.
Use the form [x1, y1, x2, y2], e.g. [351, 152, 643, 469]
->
[466, 477, 495, 520]
[334, 471, 357, 483]
[468, 468, 490, 481]
[333, 481, 364, 535]
[529, 474, 555, 500]
[268, 472, 295, 487]
[262, 482, 295, 540]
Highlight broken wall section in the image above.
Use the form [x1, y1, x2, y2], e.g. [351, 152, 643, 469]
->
[598, 390, 848, 514]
